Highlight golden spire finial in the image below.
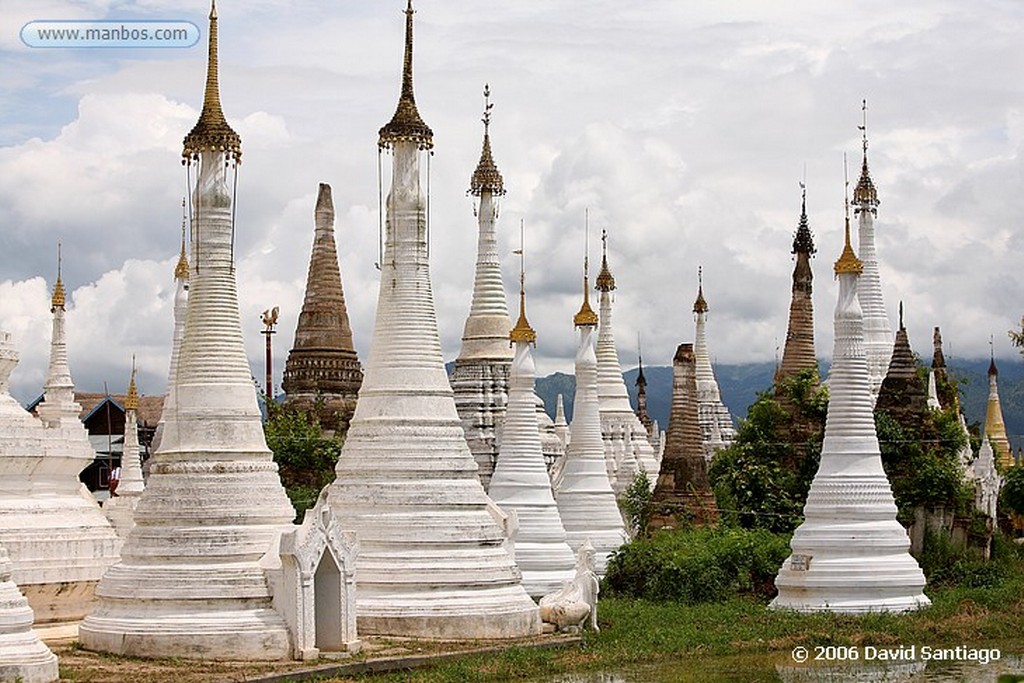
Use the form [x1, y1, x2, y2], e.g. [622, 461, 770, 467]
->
[182, 0, 241, 163]
[835, 155, 863, 275]
[125, 355, 139, 411]
[853, 99, 878, 208]
[469, 83, 505, 196]
[595, 228, 615, 292]
[693, 266, 709, 313]
[574, 211, 599, 327]
[51, 241, 65, 311]
[509, 220, 536, 345]
[175, 198, 190, 280]
[378, 0, 433, 150]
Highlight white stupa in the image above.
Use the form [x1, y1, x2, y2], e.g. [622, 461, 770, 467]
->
[536, 393, 566, 469]
[150, 206, 189, 455]
[487, 252, 576, 599]
[103, 361, 145, 538]
[326, 1, 538, 639]
[80, 3, 297, 658]
[771, 199, 929, 614]
[554, 254, 628, 577]
[853, 103, 892, 401]
[691, 269, 736, 460]
[2, 262, 120, 625]
[450, 85, 513, 491]
[553, 394, 569, 451]
[0, 533, 58, 683]
[967, 436, 1001, 521]
[593, 232, 657, 489]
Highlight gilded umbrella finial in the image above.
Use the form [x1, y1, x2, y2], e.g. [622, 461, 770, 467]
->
[574, 212, 599, 327]
[51, 241, 65, 311]
[595, 229, 615, 293]
[175, 197, 190, 280]
[125, 355, 139, 412]
[693, 265, 708, 314]
[469, 84, 504, 196]
[509, 220, 536, 345]
[793, 181, 816, 256]
[853, 99, 878, 209]
[379, 0, 433, 150]
[835, 156, 863, 276]
[182, 0, 241, 163]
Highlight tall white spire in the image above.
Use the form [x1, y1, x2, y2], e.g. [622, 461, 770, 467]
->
[103, 360, 146, 538]
[487, 242, 575, 598]
[555, 247, 627, 576]
[593, 230, 657, 488]
[690, 268, 736, 459]
[451, 85, 513, 489]
[81, 3, 296, 659]
[852, 101, 892, 401]
[151, 201, 189, 454]
[772, 190, 928, 613]
[36, 244, 80, 429]
[327, 2, 538, 639]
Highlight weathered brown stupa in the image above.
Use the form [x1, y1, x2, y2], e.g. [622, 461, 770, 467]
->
[651, 343, 718, 528]
[775, 184, 818, 389]
[875, 303, 928, 427]
[282, 183, 363, 433]
[931, 326, 958, 410]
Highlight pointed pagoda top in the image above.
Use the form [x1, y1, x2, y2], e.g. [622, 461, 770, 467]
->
[835, 161, 863, 275]
[595, 229, 615, 293]
[853, 99, 879, 208]
[124, 356, 139, 411]
[574, 222, 598, 327]
[378, 0, 433, 150]
[693, 266, 708, 313]
[182, 0, 242, 163]
[898, 301, 905, 330]
[175, 198, 190, 280]
[636, 338, 647, 389]
[792, 182, 816, 255]
[509, 221, 536, 344]
[989, 344, 998, 377]
[469, 84, 504, 196]
[51, 242, 65, 311]
[932, 326, 946, 370]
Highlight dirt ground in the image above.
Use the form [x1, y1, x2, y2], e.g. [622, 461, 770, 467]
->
[54, 634, 578, 682]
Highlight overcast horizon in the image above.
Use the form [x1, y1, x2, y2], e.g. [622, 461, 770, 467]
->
[2, 1, 1022, 404]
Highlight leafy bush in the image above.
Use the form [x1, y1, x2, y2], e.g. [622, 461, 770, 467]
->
[919, 530, 1006, 589]
[264, 402, 342, 521]
[603, 527, 792, 604]
[1000, 465, 1024, 518]
[619, 468, 654, 538]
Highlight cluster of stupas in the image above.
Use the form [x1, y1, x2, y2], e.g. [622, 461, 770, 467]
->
[3, 0, 1022, 674]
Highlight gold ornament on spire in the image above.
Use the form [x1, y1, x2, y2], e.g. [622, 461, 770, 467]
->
[853, 99, 878, 208]
[595, 229, 616, 293]
[693, 266, 708, 313]
[125, 356, 139, 411]
[378, 0, 433, 150]
[175, 198, 190, 280]
[509, 221, 536, 345]
[51, 242, 65, 311]
[469, 84, 505, 196]
[182, 0, 242, 163]
[835, 161, 863, 275]
[574, 218, 598, 327]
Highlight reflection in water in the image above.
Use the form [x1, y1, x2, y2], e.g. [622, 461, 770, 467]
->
[541, 654, 1024, 683]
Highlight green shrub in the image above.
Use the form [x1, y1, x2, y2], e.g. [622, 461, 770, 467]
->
[919, 530, 1006, 588]
[603, 527, 791, 604]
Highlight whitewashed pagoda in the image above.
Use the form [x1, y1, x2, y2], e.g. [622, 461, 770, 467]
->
[984, 354, 1013, 469]
[282, 182, 364, 434]
[3, 259, 120, 624]
[450, 86, 513, 490]
[553, 394, 570, 451]
[690, 268, 736, 459]
[81, 2, 297, 658]
[772, 193, 928, 614]
[487, 250, 576, 599]
[327, 1, 539, 638]
[150, 206, 189, 454]
[594, 232, 656, 488]
[103, 361, 146, 538]
[853, 102, 893, 401]
[554, 251, 627, 576]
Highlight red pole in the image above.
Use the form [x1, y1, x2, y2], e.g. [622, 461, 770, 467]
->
[260, 307, 278, 401]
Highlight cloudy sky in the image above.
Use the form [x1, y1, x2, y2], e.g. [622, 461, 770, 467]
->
[1, 0, 1022, 405]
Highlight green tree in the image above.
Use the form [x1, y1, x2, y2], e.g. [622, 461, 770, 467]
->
[1000, 465, 1024, 518]
[708, 369, 826, 533]
[620, 468, 654, 538]
[264, 401, 341, 521]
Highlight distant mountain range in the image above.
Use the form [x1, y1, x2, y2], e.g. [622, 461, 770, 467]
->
[534, 358, 1024, 447]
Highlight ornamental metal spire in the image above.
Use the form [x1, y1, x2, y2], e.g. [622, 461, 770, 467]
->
[693, 266, 708, 314]
[574, 215, 598, 328]
[51, 242, 65, 311]
[793, 182, 816, 255]
[174, 198, 189, 281]
[124, 355, 139, 411]
[378, 0, 433, 150]
[835, 159, 863, 276]
[854, 99, 878, 211]
[595, 229, 615, 293]
[182, 0, 241, 163]
[469, 85, 504, 196]
[509, 221, 535, 345]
